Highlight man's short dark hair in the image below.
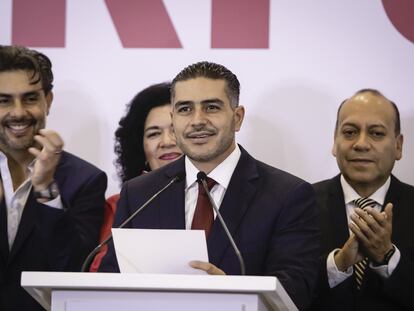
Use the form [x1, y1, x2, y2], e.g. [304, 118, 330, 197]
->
[0, 45, 54, 94]
[171, 61, 240, 107]
[335, 88, 401, 136]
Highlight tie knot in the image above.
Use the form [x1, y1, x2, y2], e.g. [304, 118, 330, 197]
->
[353, 197, 377, 209]
[198, 177, 216, 194]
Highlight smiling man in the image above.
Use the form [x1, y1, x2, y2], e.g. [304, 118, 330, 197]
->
[0, 45, 107, 311]
[100, 61, 319, 310]
[309, 89, 414, 310]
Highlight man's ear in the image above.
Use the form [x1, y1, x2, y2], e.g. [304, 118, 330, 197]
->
[331, 130, 338, 157]
[234, 105, 245, 132]
[45, 91, 53, 115]
[395, 134, 403, 161]
[332, 140, 337, 158]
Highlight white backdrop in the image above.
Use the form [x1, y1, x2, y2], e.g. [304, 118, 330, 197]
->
[1, 0, 413, 196]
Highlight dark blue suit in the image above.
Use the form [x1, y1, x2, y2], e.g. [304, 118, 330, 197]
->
[309, 175, 414, 311]
[100, 146, 319, 310]
[0, 151, 107, 311]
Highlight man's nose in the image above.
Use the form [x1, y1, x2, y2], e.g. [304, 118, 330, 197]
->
[9, 100, 27, 118]
[190, 107, 207, 127]
[353, 132, 370, 151]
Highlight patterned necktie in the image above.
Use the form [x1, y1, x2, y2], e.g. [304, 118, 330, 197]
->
[191, 177, 217, 238]
[353, 197, 377, 290]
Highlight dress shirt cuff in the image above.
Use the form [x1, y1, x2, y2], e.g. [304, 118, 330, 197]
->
[369, 244, 401, 278]
[43, 195, 64, 210]
[327, 249, 353, 288]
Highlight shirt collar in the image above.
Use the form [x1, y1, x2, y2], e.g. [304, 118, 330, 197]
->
[185, 145, 241, 190]
[340, 174, 390, 206]
[0, 151, 36, 173]
[0, 151, 6, 166]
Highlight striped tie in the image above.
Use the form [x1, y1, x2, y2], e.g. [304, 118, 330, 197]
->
[353, 197, 377, 290]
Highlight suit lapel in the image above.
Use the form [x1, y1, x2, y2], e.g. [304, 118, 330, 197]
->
[8, 192, 36, 262]
[384, 175, 399, 209]
[384, 175, 401, 241]
[158, 157, 186, 229]
[0, 198, 9, 264]
[327, 175, 350, 248]
[208, 147, 259, 267]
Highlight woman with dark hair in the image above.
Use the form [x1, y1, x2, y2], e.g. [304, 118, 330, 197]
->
[115, 82, 182, 181]
[90, 82, 182, 271]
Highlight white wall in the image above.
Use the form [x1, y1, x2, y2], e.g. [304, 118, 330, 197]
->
[1, 0, 413, 196]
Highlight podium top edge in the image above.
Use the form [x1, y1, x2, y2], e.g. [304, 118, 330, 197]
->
[21, 271, 280, 293]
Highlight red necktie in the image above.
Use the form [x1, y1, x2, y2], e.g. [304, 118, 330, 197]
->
[191, 177, 216, 237]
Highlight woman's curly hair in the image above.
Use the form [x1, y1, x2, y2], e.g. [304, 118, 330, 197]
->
[114, 82, 171, 183]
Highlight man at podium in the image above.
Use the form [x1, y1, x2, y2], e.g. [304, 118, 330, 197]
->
[100, 61, 319, 310]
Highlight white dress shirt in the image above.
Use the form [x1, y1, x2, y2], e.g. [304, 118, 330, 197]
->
[0, 152, 63, 250]
[327, 175, 401, 288]
[184, 145, 241, 229]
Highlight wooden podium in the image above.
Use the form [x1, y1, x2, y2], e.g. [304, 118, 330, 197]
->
[21, 272, 298, 311]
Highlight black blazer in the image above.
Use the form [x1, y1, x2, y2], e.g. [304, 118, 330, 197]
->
[0, 151, 107, 311]
[100, 146, 319, 310]
[309, 175, 414, 310]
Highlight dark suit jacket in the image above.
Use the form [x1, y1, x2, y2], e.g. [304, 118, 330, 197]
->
[309, 174, 414, 311]
[100, 146, 319, 310]
[0, 151, 107, 311]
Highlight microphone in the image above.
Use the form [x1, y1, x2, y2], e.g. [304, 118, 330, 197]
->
[197, 171, 246, 275]
[81, 172, 185, 272]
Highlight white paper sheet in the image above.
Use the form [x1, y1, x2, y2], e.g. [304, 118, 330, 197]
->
[112, 228, 209, 274]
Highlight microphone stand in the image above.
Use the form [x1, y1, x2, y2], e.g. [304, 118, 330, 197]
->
[198, 175, 246, 275]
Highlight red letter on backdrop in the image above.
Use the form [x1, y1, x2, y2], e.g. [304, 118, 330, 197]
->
[382, 0, 414, 45]
[12, 0, 66, 47]
[11, 0, 269, 49]
[105, 0, 181, 48]
[211, 0, 270, 49]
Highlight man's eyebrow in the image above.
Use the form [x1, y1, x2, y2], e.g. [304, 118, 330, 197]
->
[173, 98, 224, 108]
[174, 100, 193, 107]
[341, 122, 387, 129]
[22, 90, 42, 96]
[368, 124, 387, 130]
[340, 122, 358, 128]
[200, 98, 224, 105]
[0, 88, 43, 98]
